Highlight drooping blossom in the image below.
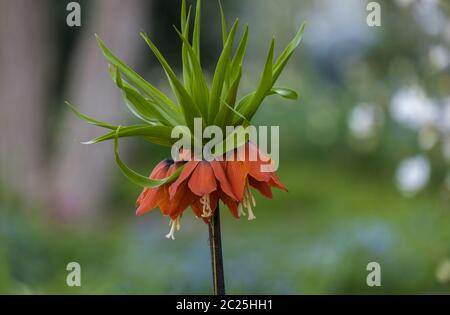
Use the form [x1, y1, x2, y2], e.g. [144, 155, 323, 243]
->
[136, 143, 287, 239]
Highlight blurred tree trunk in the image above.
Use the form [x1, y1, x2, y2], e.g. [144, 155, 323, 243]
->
[49, 0, 148, 220]
[0, 0, 55, 206]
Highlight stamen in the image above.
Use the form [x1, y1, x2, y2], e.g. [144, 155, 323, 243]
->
[200, 194, 213, 218]
[247, 207, 256, 221]
[241, 183, 257, 221]
[238, 204, 246, 217]
[250, 191, 256, 208]
[165, 217, 181, 240]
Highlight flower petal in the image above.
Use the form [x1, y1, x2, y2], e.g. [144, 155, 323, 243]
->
[159, 163, 185, 215]
[135, 160, 172, 216]
[158, 186, 172, 216]
[188, 161, 218, 197]
[169, 182, 197, 219]
[136, 189, 162, 216]
[209, 192, 219, 217]
[152, 159, 173, 177]
[219, 189, 239, 218]
[247, 160, 272, 182]
[249, 177, 273, 199]
[211, 160, 237, 200]
[225, 160, 248, 201]
[169, 161, 199, 199]
[244, 143, 272, 182]
[269, 173, 288, 192]
[191, 199, 203, 219]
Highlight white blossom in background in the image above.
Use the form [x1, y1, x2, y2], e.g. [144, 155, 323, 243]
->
[348, 103, 383, 139]
[429, 45, 450, 71]
[303, 0, 375, 57]
[390, 86, 438, 130]
[413, 0, 447, 36]
[395, 155, 431, 195]
[436, 259, 450, 284]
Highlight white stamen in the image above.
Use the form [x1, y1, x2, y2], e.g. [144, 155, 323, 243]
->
[247, 207, 256, 221]
[241, 183, 257, 221]
[250, 192, 256, 208]
[165, 217, 180, 240]
[200, 194, 213, 218]
[238, 204, 246, 217]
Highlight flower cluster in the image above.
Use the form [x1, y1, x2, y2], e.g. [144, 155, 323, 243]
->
[136, 143, 287, 239]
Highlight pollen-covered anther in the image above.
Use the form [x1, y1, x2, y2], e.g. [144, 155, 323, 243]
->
[166, 217, 181, 240]
[200, 194, 213, 218]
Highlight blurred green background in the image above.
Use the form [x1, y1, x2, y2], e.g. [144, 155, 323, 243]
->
[1, 0, 450, 294]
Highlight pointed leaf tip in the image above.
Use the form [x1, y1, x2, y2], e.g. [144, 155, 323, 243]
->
[66, 101, 118, 131]
[270, 87, 298, 100]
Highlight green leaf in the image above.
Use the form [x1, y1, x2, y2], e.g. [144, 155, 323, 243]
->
[269, 87, 298, 100]
[84, 125, 175, 147]
[229, 25, 249, 82]
[110, 67, 159, 124]
[193, 0, 202, 60]
[174, 26, 209, 119]
[181, 0, 187, 32]
[226, 86, 297, 126]
[222, 87, 250, 126]
[217, 25, 248, 124]
[181, 4, 193, 93]
[232, 24, 304, 124]
[115, 64, 123, 88]
[114, 127, 184, 188]
[108, 66, 179, 126]
[273, 23, 305, 82]
[235, 38, 275, 123]
[208, 20, 239, 123]
[221, 24, 248, 98]
[218, 0, 228, 45]
[215, 68, 243, 127]
[140, 32, 203, 131]
[66, 101, 118, 130]
[122, 86, 165, 125]
[95, 35, 183, 124]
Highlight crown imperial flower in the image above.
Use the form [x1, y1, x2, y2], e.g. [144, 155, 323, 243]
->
[67, 0, 304, 240]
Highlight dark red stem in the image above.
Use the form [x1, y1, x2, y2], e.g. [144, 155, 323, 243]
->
[208, 206, 225, 295]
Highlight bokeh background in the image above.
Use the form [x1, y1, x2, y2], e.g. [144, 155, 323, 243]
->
[1, 0, 450, 294]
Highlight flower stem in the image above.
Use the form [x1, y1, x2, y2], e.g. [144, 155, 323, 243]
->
[208, 206, 225, 295]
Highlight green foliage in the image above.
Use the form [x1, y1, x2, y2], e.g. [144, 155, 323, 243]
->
[114, 128, 184, 188]
[83, 125, 175, 147]
[66, 101, 118, 130]
[67, 0, 305, 188]
[95, 35, 183, 126]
